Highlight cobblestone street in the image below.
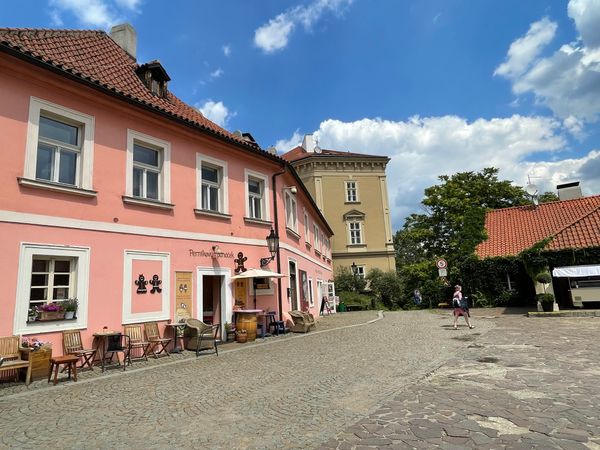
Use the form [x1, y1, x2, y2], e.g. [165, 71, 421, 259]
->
[1, 310, 599, 449]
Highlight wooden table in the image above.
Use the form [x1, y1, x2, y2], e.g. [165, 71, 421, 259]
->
[93, 331, 121, 372]
[165, 323, 187, 353]
[48, 355, 79, 385]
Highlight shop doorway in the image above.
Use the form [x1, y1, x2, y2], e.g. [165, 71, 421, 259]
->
[289, 260, 298, 311]
[197, 267, 232, 337]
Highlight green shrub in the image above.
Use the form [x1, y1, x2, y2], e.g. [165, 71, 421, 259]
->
[338, 291, 373, 310]
[536, 293, 554, 304]
[536, 272, 552, 285]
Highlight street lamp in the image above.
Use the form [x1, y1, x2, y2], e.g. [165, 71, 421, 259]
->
[260, 229, 280, 267]
[350, 261, 358, 292]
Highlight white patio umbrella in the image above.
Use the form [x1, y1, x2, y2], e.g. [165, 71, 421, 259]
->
[231, 268, 285, 279]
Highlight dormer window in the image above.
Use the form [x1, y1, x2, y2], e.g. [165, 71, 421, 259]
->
[136, 60, 171, 98]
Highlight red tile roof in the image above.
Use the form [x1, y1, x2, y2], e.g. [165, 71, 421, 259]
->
[281, 145, 389, 162]
[0, 28, 257, 150]
[477, 195, 600, 258]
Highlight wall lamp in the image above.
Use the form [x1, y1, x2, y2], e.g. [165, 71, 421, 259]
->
[260, 229, 280, 268]
[283, 186, 297, 194]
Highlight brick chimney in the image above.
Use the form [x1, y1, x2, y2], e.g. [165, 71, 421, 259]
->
[110, 23, 137, 60]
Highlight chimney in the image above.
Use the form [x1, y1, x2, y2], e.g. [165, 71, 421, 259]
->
[557, 181, 583, 201]
[110, 23, 137, 60]
[301, 134, 315, 152]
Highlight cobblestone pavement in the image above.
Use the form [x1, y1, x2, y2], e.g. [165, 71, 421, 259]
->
[0, 310, 492, 449]
[324, 311, 600, 450]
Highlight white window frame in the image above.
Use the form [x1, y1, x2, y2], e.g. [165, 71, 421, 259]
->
[196, 153, 229, 214]
[14, 243, 90, 335]
[122, 250, 170, 324]
[24, 97, 95, 191]
[348, 220, 364, 245]
[356, 265, 366, 279]
[126, 130, 171, 203]
[304, 210, 310, 243]
[314, 224, 320, 252]
[244, 169, 270, 220]
[308, 277, 315, 307]
[345, 180, 359, 202]
[285, 190, 298, 232]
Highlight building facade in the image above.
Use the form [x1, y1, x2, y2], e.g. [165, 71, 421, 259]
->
[0, 26, 333, 354]
[282, 135, 395, 278]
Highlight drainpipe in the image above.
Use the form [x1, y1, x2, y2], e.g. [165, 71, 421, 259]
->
[272, 168, 286, 321]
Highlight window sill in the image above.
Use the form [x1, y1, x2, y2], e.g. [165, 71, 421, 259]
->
[27, 317, 77, 324]
[305, 242, 312, 249]
[244, 217, 273, 227]
[122, 196, 174, 210]
[18, 177, 97, 198]
[194, 209, 232, 220]
[347, 244, 367, 248]
[286, 227, 301, 240]
[344, 201, 361, 204]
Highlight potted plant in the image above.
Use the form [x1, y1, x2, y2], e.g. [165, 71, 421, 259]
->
[224, 322, 235, 342]
[28, 306, 38, 322]
[38, 302, 65, 321]
[537, 293, 555, 312]
[235, 329, 248, 343]
[63, 298, 78, 320]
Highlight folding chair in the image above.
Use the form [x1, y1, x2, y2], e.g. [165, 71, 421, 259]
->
[62, 330, 97, 370]
[144, 322, 171, 358]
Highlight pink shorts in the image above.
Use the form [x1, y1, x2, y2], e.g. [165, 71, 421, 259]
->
[454, 308, 469, 317]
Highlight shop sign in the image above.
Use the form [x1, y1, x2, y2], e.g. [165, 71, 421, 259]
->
[175, 271, 193, 322]
[188, 249, 234, 258]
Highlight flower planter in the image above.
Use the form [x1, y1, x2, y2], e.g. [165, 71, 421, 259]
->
[541, 301, 554, 312]
[39, 311, 65, 321]
[64, 311, 75, 320]
[20, 347, 52, 382]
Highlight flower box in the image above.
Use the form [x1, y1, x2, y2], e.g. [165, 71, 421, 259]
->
[20, 346, 52, 382]
[39, 311, 65, 321]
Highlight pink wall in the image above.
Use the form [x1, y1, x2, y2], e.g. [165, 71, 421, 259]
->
[0, 55, 332, 355]
[131, 260, 163, 314]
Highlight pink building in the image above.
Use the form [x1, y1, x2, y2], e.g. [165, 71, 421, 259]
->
[0, 25, 333, 354]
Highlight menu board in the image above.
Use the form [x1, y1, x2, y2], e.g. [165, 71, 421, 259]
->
[175, 271, 193, 322]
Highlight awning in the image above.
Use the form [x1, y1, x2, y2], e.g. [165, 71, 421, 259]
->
[231, 268, 285, 279]
[552, 265, 600, 278]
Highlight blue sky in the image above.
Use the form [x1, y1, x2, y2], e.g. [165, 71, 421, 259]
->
[3, 0, 600, 229]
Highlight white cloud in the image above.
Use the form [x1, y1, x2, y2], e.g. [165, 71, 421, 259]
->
[222, 44, 231, 57]
[276, 115, 594, 229]
[50, 0, 117, 28]
[114, 0, 141, 11]
[496, 0, 600, 124]
[210, 68, 224, 79]
[49, 9, 64, 26]
[494, 17, 557, 78]
[254, 0, 353, 53]
[275, 129, 303, 153]
[196, 100, 236, 127]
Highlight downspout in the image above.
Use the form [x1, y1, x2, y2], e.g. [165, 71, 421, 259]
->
[272, 167, 286, 321]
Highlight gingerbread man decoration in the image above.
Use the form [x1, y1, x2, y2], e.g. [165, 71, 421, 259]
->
[150, 274, 162, 294]
[135, 274, 148, 294]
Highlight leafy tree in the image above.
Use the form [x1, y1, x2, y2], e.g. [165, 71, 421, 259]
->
[333, 265, 366, 293]
[538, 191, 559, 203]
[366, 269, 404, 309]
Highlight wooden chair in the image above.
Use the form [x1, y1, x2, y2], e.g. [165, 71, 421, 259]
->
[0, 336, 30, 384]
[184, 319, 219, 356]
[144, 322, 171, 358]
[105, 334, 131, 371]
[62, 330, 97, 370]
[123, 324, 150, 361]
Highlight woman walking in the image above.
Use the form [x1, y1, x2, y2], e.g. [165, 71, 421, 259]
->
[452, 285, 474, 329]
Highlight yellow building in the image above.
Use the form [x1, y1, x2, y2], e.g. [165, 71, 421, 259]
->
[282, 135, 396, 278]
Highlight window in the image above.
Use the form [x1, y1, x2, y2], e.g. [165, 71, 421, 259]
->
[29, 257, 75, 311]
[285, 191, 297, 231]
[23, 97, 95, 193]
[314, 224, 320, 251]
[304, 210, 310, 243]
[201, 165, 221, 211]
[197, 154, 228, 215]
[345, 180, 358, 202]
[245, 170, 269, 221]
[133, 143, 161, 200]
[349, 221, 363, 245]
[126, 130, 171, 205]
[356, 265, 366, 278]
[15, 243, 90, 334]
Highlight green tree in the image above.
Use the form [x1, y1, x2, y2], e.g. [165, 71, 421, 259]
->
[333, 265, 366, 293]
[366, 269, 404, 309]
[538, 191, 559, 203]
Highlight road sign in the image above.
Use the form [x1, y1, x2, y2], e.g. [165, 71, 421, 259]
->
[438, 268, 448, 277]
[436, 258, 448, 269]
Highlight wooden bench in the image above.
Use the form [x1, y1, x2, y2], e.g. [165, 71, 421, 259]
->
[437, 302, 450, 308]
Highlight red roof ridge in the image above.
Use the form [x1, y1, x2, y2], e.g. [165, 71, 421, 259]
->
[0, 28, 103, 34]
[486, 193, 600, 215]
[550, 204, 600, 240]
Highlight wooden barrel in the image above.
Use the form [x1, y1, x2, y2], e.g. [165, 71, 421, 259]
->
[236, 313, 257, 342]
